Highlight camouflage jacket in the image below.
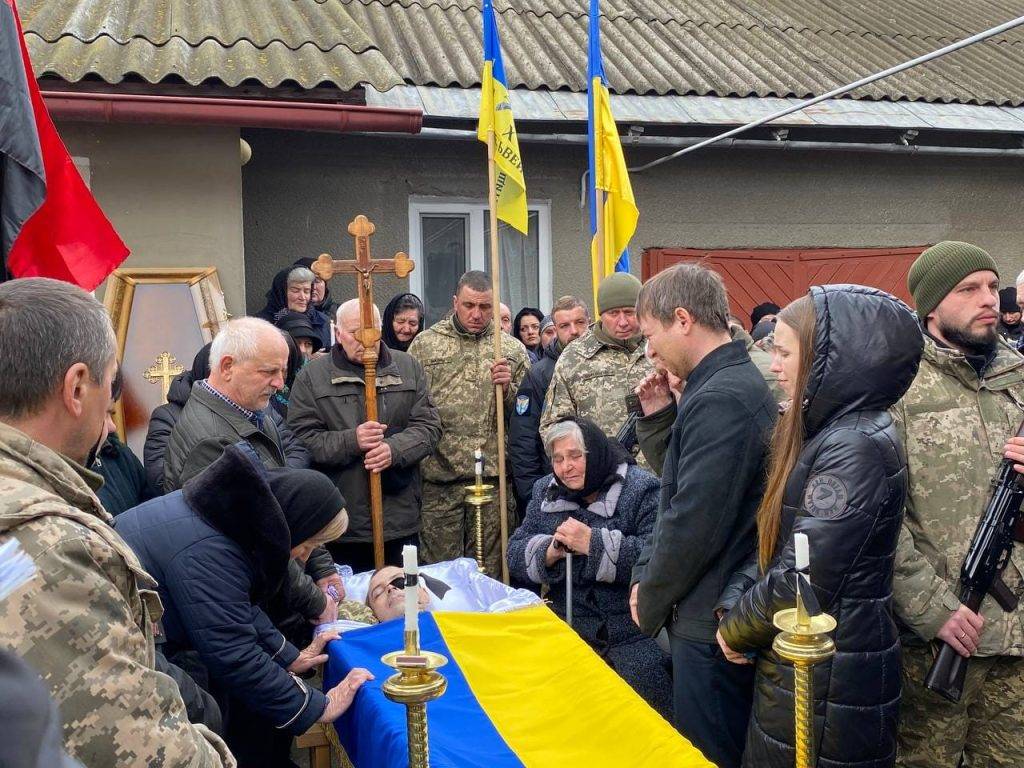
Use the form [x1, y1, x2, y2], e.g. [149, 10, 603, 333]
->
[408, 315, 530, 483]
[0, 422, 233, 767]
[892, 337, 1024, 656]
[540, 326, 654, 441]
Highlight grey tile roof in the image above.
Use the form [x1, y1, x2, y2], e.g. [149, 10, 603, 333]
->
[20, 0, 1024, 106]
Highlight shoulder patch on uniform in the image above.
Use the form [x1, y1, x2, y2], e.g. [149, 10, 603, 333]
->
[515, 394, 530, 415]
[803, 474, 849, 518]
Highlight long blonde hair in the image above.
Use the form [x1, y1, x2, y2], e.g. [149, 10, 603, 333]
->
[756, 295, 816, 571]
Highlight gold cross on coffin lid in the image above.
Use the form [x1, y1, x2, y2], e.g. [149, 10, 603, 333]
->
[143, 352, 184, 404]
[311, 214, 415, 570]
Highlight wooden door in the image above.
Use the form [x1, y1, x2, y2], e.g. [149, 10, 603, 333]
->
[642, 246, 926, 329]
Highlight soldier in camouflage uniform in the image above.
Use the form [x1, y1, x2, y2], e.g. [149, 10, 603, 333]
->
[893, 242, 1024, 768]
[541, 273, 653, 461]
[408, 271, 530, 575]
[0, 279, 231, 768]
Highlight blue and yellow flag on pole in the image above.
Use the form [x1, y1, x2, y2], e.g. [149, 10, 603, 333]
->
[477, 0, 527, 234]
[588, 0, 638, 301]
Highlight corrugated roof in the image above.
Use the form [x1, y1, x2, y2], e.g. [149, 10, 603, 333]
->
[334, 0, 1024, 105]
[21, 0, 404, 89]
[20, 0, 1024, 106]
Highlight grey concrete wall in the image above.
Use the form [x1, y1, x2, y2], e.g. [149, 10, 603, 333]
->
[60, 123, 246, 316]
[242, 130, 1024, 314]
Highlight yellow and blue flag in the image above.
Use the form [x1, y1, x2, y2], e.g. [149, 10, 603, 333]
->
[588, 0, 639, 302]
[326, 606, 712, 767]
[477, 0, 527, 234]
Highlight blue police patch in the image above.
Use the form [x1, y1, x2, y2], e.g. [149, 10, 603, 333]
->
[515, 394, 530, 415]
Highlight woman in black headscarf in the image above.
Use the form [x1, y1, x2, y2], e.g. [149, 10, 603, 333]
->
[382, 293, 424, 352]
[512, 307, 544, 362]
[255, 266, 332, 349]
[507, 417, 672, 718]
[293, 257, 339, 320]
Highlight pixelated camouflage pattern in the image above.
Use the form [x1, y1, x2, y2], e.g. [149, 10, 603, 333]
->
[337, 599, 378, 624]
[540, 326, 654, 445]
[891, 337, 1024, 657]
[408, 315, 530, 484]
[0, 422, 233, 768]
[898, 644, 1024, 766]
[419, 479, 508, 576]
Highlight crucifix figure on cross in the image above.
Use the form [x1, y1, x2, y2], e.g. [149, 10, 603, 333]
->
[312, 214, 415, 569]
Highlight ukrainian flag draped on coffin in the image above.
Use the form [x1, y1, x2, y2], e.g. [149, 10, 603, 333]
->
[588, 0, 639, 302]
[325, 605, 713, 767]
[477, 0, 528, 234]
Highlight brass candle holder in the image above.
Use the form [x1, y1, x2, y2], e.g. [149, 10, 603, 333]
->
[772, 582, 836, 768]
[464, 480, 495, 573]
[381, 630, 448, 768]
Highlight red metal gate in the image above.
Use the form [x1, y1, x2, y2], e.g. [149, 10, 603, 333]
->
[642, 246, 926, 329]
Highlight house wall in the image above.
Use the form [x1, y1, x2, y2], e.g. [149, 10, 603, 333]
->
[60, 123, 247, 316]
[242, 130, 1024, 315]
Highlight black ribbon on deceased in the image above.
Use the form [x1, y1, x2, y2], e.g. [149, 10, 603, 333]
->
[787, 564, 823, 617]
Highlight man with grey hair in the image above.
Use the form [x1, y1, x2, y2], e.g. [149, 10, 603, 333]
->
[163, 316, 340, 634]
[289, 299, 441, 572]
[629, 263, 776, 768]
[0, 278, 232, 767]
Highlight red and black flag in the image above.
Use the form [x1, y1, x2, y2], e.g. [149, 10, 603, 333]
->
[1, 0, 127, 288]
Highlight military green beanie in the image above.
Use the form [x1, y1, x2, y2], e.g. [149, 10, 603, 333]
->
[908, 241, 998, 320]
[597, 272, 642, 314]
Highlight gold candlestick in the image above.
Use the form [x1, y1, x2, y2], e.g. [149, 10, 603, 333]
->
[464, 481, 495, 573]
[381, 636, 448, 768]
[772, 583, 836, 768]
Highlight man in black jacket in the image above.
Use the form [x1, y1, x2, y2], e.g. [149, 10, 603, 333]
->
[508, 295, 590, 508]
[630, 264, 776, 768]
[288, 299, 442, 573]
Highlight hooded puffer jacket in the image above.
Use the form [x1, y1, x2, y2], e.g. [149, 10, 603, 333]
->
[719, 285, 924, 768]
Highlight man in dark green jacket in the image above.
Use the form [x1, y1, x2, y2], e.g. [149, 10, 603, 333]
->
[288, 300, 442, 573]
[162, 317, 339, 636]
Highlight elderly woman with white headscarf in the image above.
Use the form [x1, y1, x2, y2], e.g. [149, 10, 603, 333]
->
[507, 417, 672, 718]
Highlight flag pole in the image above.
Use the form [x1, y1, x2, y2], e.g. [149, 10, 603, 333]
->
[486, 127, 511, 585]
[591, 80, 606, 314]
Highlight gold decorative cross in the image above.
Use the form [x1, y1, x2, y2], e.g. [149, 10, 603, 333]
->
[143, 352, 184, 404]
[312, 214, 415, 569]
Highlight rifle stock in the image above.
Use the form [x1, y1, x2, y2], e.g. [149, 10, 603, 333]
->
[923, 588, 984, 703]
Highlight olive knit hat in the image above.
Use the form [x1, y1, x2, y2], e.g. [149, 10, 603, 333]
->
[597, 272, 642, 315]
[908, 241, 998, 320]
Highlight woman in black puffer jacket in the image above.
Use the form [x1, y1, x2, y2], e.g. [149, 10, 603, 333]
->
[717, 285, 923, 768]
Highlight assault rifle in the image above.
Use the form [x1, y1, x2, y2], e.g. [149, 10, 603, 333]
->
[616, 393, 644, 453]
[924, 419, 1024, 702]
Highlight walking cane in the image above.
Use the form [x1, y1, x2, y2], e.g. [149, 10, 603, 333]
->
[565, 550, 573, 629]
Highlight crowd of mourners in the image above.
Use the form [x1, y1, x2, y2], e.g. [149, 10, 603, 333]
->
[1, 240, 1023, 768]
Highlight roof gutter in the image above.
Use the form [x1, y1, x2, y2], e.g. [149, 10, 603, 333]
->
[41, 90, 423, 134]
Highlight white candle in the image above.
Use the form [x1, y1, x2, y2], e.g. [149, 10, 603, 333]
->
[474, 449, 483, 479]
[794, 532, 810, 581]
[403, 545, 418, 634]
[329, 320, 336, 346]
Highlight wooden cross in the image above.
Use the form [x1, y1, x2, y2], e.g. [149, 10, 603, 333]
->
[143, 351, 184, 404]
[312, 214, 415, 569]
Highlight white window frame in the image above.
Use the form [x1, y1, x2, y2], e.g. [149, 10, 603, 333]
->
[407, 196, 552, 310]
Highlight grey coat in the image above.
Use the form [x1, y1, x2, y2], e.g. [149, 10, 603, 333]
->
[287, 345, 441, 543]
